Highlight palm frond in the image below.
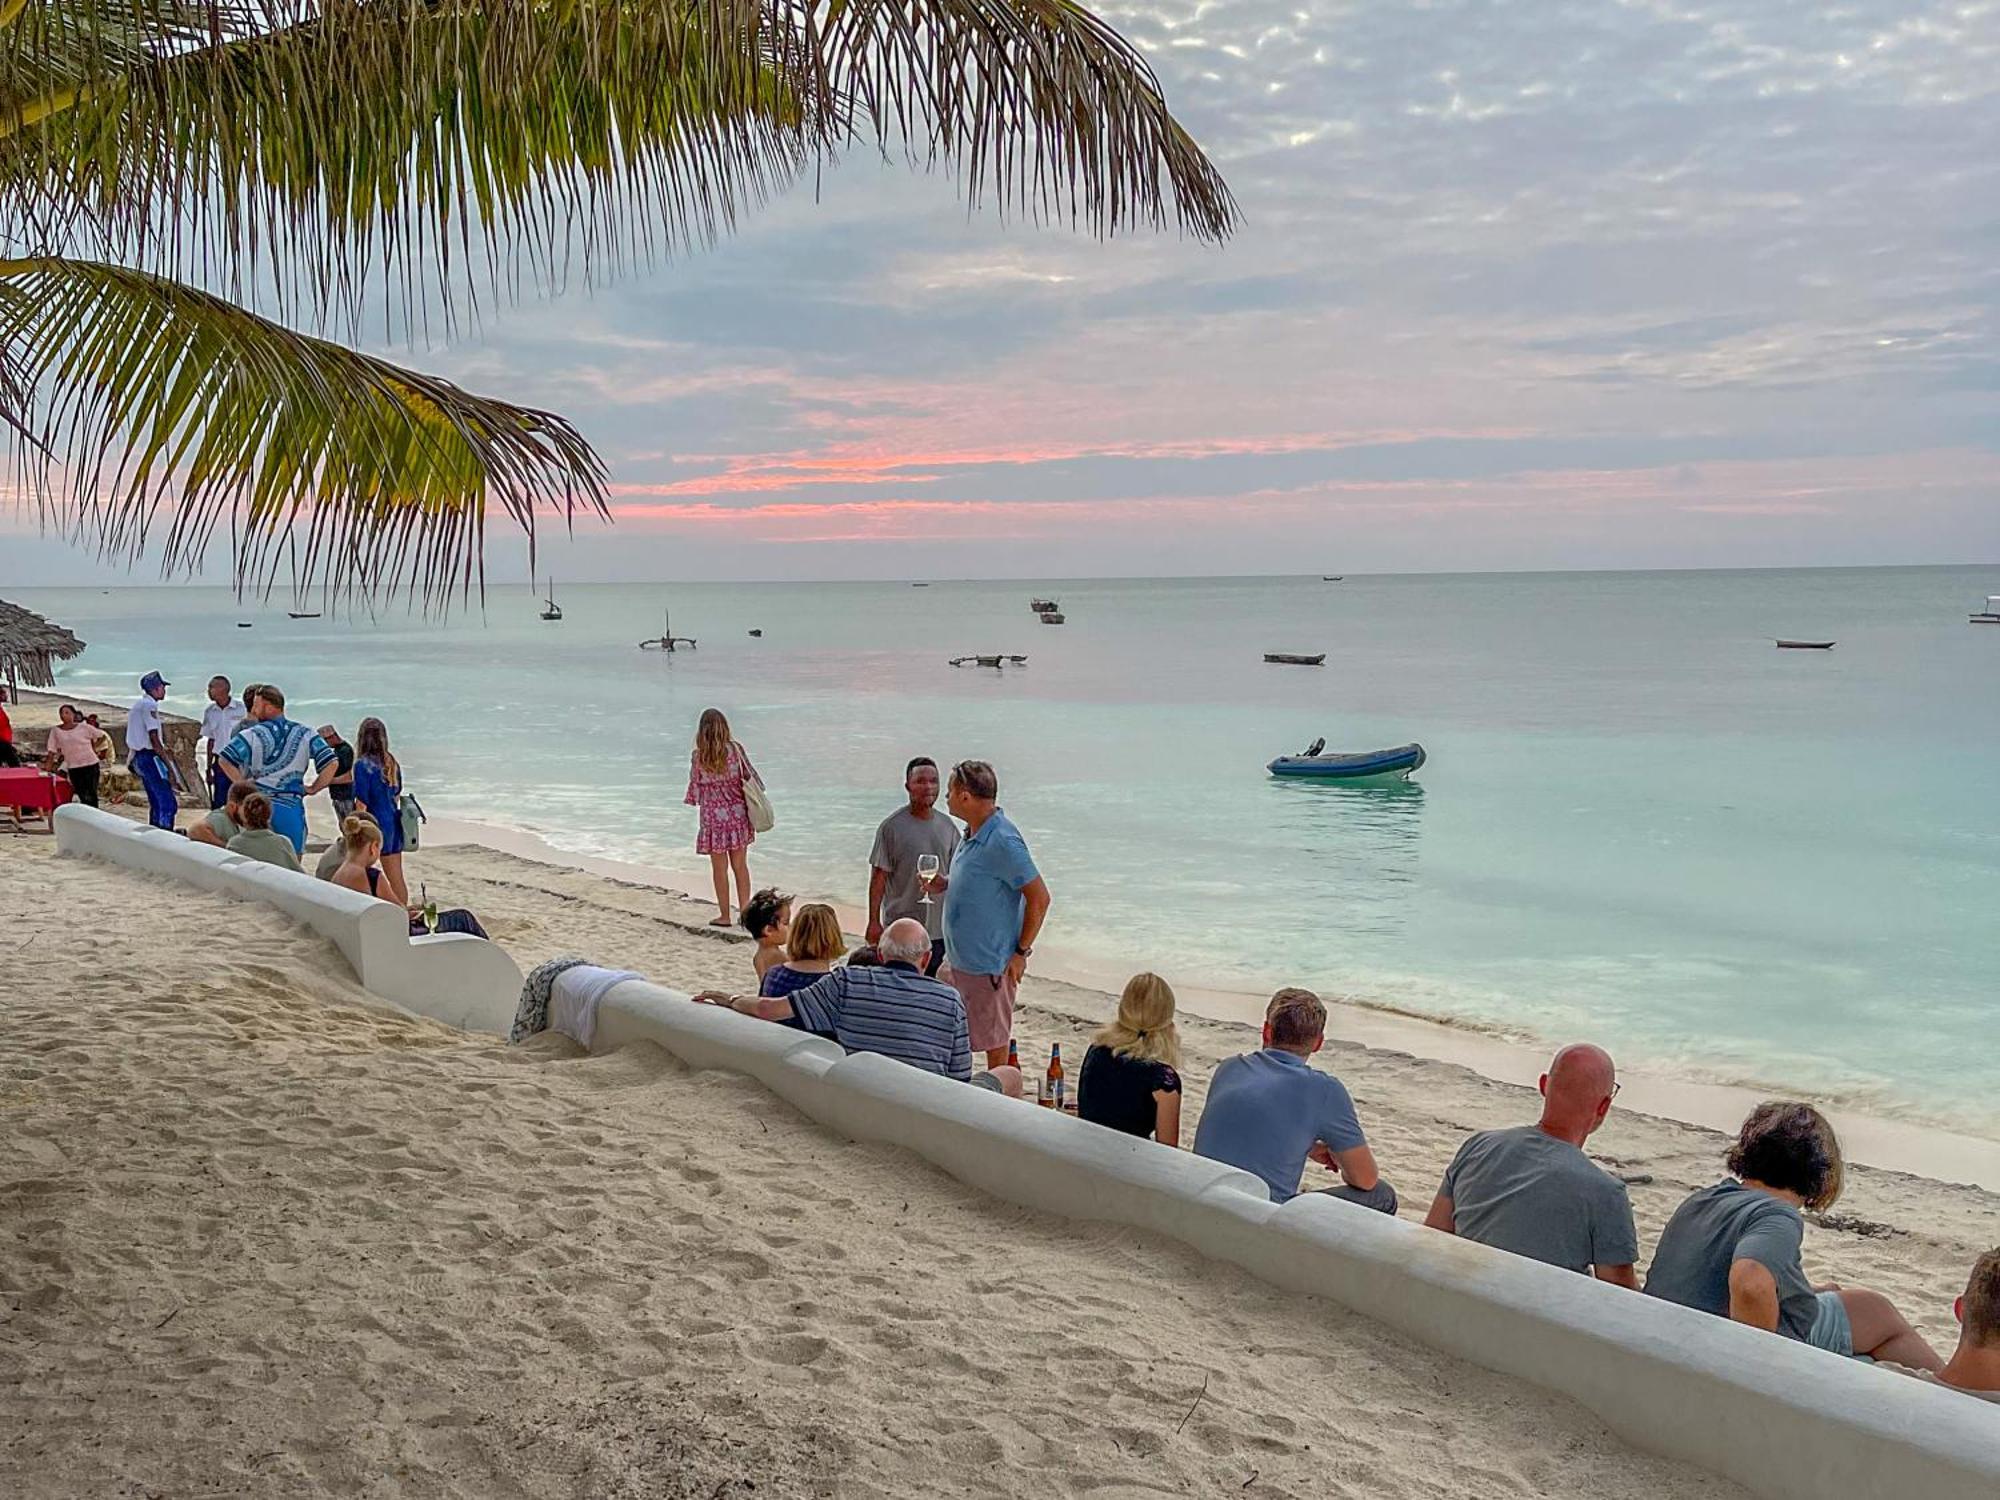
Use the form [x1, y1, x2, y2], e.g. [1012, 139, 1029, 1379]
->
[0, 254, 606, 604]
[2, 0, 812, 326]
[804, 0, 1237, 243]
[1, 0, 1231, 324]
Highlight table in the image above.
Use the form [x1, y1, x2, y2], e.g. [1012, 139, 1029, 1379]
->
[0, 768, 74, 833]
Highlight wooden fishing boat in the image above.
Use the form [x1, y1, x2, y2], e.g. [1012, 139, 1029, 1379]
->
[1268, 742, 1426, 782]
[286, 611, 321, 620]
[1030, 597, 1058, 612]
[639, 602, 695, 650]
[1263, 652, 1326, 665]
[1971, 596, 2000, 624]
[1775, 639, 1835, 650]
[1039, 611, 1065, 624]
[949, 655, 1028, 668]
[1321, 576, 1343, 581]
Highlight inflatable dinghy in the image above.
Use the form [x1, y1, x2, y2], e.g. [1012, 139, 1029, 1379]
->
[1268, 743, 1426, 782]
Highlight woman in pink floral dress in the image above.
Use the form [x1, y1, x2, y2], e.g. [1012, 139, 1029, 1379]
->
[686, 708, 758, 925]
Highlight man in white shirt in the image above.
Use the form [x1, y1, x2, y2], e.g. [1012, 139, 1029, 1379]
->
[126, 671, 180, 830]
[198, 675, 245, 811]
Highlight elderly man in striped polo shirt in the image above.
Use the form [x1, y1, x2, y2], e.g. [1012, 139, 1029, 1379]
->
[698, 918, 1022, 1096]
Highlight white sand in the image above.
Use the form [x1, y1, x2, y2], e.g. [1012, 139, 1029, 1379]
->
[3, 831, 1989, 1495]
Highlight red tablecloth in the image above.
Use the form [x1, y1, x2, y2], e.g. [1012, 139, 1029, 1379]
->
[0, 768, 74, 818]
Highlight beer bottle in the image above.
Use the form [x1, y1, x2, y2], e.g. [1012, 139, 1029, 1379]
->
[1007, 1037, 1020, 1070]
[1045, 1043, 1065, 1111]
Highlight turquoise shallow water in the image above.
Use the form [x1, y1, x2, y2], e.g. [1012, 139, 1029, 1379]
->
[15, 568, 2000, 1133]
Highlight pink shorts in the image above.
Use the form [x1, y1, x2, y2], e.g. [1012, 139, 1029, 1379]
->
[948, 967, 1017, 1053]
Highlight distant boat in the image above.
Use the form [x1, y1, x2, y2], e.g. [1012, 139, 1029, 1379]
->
[1971, 596, 2000, 624]
[1263, 652, 1326, 666]
[638, 601, 697, 651]
[1030, 597, 1058, 612]
[748, 629, 763, 637]
[911, 582, 931, 588]
[1775, 639, 1835, 650]
[287, 611, 321, 620]
[1038, 611, 1066, 625]
[1269, 742, 1426, 782]
[540, 580, 562, 622]
[1321, 576, 1344, 581]
[236, 622, 253, 629]
[949, 654, 1027, 668]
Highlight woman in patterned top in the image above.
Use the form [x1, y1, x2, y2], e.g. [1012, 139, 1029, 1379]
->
[1078, 973, 1185, 1147]
[685, 708, 759, 926]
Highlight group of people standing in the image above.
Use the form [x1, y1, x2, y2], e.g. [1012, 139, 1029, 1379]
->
[685, 711, 1051, 1072]
[684, 706, 2000, 1407]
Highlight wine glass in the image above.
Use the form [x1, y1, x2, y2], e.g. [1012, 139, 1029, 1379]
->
[917, 854, 941, 906]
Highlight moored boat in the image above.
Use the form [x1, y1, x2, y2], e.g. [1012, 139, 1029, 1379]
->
[1263, 652, 1326, 665]
[1971, 596, 2000, 624]
[1039, 611, 1065, 624]
[1030, 597, 1058, 612]
[1775, 639, 1835, 650]
[1268, 742, 1426, 782]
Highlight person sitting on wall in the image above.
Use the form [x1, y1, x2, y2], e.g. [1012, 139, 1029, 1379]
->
[224, 791, 305, 872]
[696, 917, 1021, 1097]
[329, 814, 489, 939]
[1645, 1102, 1941, 1369]
[189, 779, 256, 848]
[1192, 987, 1397, 1212]
[741, 887, 793, 985]
[1906, 1249, 2000, 1400]
[760, 902, 846, 999]
[1422, 1044, 1640, 1286]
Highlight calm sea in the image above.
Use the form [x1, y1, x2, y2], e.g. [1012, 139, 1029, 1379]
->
[15, 568, 2000, 1134]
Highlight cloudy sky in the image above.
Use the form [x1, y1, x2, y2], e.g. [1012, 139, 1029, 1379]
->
[6, 0, 1998, 585]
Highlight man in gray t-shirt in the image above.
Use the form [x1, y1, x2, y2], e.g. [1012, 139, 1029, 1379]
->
[1423, 1044, 1639, 1284]
[867, 757, 961, 968]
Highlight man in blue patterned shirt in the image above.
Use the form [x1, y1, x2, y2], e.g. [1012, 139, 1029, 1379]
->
[217, 683, 339, 854]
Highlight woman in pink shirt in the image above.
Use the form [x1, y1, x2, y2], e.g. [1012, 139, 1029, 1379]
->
[41, 703, 104, 806]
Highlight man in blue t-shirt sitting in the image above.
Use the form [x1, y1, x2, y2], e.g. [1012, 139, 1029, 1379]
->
[1193, 987, 1398, 1212]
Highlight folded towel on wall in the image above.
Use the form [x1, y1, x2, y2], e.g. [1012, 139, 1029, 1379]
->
[513, 956, 590, 1042]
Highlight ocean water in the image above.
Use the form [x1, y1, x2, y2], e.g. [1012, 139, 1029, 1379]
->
[15, 568, 2000, 1133]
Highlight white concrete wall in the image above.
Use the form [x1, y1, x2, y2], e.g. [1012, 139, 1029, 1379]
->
[55, 804, 521, 1035]
[587, 978, 2000, 1500]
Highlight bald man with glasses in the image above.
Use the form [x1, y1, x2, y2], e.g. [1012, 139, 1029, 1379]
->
[1424, 1044, 1640, 1286]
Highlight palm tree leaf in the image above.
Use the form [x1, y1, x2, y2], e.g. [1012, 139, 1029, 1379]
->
[0, 254, 607, 604]
[1, 0, 1231, 327]
[803, 0, 1236, 242]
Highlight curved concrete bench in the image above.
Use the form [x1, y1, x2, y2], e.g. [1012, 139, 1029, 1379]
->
[584, 977, 2000, 1500]
[55, 804, 521, 1035]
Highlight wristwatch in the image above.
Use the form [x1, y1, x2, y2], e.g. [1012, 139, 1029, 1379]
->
[1015, 945, 1033, 957]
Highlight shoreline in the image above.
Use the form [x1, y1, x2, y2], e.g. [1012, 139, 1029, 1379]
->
[423, 812, 2000, 1190]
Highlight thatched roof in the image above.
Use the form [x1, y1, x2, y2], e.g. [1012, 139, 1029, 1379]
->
[0, 598, 86, 689]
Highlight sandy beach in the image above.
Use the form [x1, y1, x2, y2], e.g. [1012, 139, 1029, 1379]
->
[3, 818, 1993, 1496]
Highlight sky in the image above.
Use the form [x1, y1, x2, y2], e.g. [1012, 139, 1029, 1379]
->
[4, 0, 1998, 585]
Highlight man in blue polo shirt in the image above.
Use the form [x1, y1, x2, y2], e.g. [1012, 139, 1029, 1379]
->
[1194, 987, 1398, 1212]
[939, 759, 1052, 1071]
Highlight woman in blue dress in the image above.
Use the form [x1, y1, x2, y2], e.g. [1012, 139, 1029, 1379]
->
[353, 717, 407, 906]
